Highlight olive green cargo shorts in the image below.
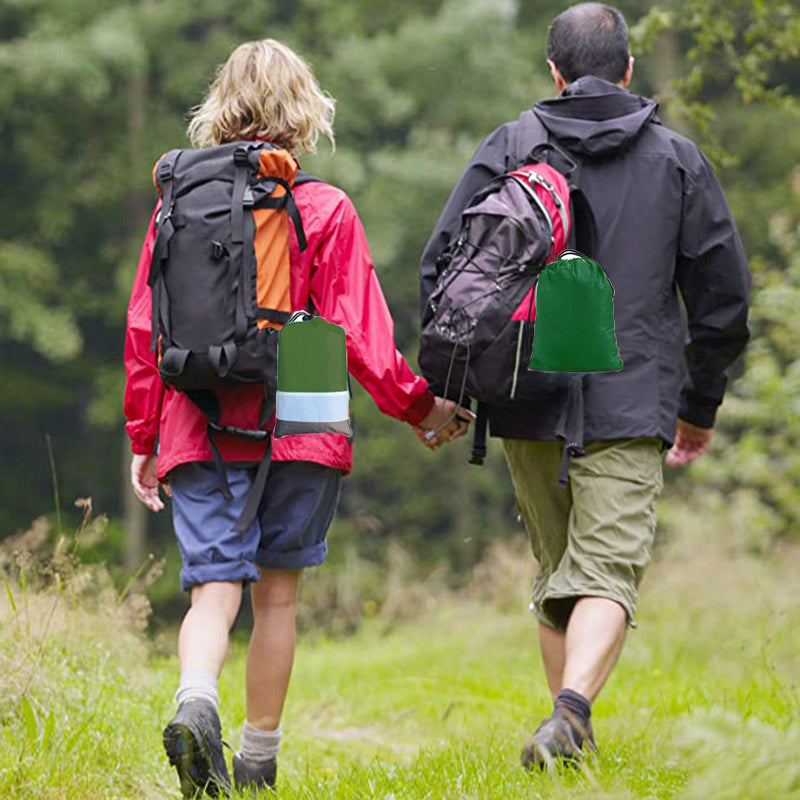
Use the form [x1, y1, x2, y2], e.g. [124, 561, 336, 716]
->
[502, 438, 664, 631]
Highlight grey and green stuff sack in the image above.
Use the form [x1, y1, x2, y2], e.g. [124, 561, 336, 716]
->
[274, 312, 352, 438]
[529, 250, 623, 373]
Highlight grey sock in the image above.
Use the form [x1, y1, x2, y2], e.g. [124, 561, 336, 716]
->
[174, 670, 219, 709]
[237, 721, 282, 765]
[555, 688, 592, 745]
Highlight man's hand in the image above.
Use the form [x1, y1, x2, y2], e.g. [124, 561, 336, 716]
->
[414, 396, 475, 450]
[665, 419, 714, 468]
[131, 453, 168, 511]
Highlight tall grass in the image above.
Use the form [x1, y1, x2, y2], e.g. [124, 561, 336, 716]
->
[226, 522, 798, 799]
[0, 500, 797, 798]
[0, 503, 170, 799]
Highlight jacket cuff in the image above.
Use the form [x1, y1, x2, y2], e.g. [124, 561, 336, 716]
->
[130, 438, 157, 456]
[403, 389, 435, 427]
[678, 392, 719, 429]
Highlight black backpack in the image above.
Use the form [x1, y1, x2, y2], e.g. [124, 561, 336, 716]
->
[148, 140, 317, 530]
[419, 112, 596, 471]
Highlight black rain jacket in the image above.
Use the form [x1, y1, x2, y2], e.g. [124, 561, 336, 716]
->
[419, 76, 751, 444]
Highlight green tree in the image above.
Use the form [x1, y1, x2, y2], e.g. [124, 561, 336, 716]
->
[631, 0, 800, 544]
[1, 0, 797, 621]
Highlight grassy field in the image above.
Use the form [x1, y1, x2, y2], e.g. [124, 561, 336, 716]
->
[1, 524, 797, 799]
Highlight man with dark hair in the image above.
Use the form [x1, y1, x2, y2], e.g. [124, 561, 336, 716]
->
[546, 3, 631, 84]
[419, 2, 750, 769]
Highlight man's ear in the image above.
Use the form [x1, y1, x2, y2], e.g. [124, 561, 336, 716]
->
[620, 55, 634, 88]
[547, 59, 568, 94]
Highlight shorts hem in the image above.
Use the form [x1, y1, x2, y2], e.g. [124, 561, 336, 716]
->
[532, 590, 638, 632]
[180, 561, 262, 592]
[255, 540, 327, 571]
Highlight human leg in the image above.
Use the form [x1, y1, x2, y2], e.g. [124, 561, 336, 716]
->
[228, 569, 302, 792]
[233, 461, 341, 791]
[165, 581, 243, 799]
[552, 438, 663, 702]
[537, 597, 626, 705]
[178, 580, 243, 679]
[522, 595, 629, 769]
[562, 595, 627, 702]
[245, 568, 302, 730]
[511, 438, 663, 768]
[502, 440, 571, 691]
[538, 621, 566, 699]
[523, 598, 627, 769]
[165, 462, 265, 797]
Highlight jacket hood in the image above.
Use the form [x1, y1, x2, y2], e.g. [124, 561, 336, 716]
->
[533, 75, 659, 157]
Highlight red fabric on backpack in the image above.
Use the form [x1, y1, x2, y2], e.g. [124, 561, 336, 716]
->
[124, 181, 434, 479]
[509, 163, 571, 321]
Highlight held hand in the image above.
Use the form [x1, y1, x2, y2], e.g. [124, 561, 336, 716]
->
[131, 453, 167, 512]
[665, 419, 714, 468]
[415, 396, 476, 450]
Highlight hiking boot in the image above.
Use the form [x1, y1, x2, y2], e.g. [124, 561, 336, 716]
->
[162, 699, 231, 798]
[520, 706, 594, 770]
[232, 753, 277, 792]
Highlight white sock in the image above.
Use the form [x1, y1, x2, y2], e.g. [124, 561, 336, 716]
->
[237, 721, 282, 764]
[174, 670, 219, 709]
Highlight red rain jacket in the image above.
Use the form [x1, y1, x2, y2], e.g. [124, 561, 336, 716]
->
[124, 179, 434, 479]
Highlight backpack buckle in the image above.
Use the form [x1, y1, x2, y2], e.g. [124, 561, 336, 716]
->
[234, 147, 251, 167]
[157, 161, 173, 183]
[209, 240, 227, 260]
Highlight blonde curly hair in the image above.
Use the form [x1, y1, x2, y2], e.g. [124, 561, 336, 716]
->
[187, 39, 335, 153]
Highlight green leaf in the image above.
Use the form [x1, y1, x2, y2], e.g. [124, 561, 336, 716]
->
[64, 716, 95, 754]
[20, 696, 38, 746]
[3, 576, 17, 614]
[41, 710, 55, 752]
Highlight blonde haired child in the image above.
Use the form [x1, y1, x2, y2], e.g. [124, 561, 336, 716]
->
[125, 38, 469, 797]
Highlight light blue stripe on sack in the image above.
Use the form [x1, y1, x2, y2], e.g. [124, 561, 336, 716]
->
[276, 390, 350, 423]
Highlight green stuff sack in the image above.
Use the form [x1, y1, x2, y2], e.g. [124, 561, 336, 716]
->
[274, 312, 352, 438]
[529, 250, 623, 372]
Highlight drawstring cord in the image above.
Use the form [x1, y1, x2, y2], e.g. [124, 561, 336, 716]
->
[424, 337, 471, 442]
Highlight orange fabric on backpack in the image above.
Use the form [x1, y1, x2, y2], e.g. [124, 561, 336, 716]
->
[152, 154, 167, 194]
[253, 149, 299, 330]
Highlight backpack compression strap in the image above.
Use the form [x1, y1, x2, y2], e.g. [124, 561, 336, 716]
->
[469, 402, 490, 466]
[185, 387, 276, 533]
[148, 149, 183, 352]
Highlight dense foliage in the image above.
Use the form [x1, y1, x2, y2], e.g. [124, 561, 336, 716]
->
[1, 0, 797, 613]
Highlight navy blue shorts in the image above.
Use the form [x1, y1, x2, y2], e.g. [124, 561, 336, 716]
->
[169, 460, 342, 591]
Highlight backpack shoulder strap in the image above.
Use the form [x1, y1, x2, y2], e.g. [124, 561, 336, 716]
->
[515, 111, 583, 187]
[512, 113, 600, 258]
[569, 188, 599, 259]
[294, 170, 324, 186]
[512, 110, 549, 167]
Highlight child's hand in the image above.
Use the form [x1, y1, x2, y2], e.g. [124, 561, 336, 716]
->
[131, 453, 167, 512]
[415, 397, 475, 450]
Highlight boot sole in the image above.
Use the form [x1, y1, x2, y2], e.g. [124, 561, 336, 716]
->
[521, 741, 555, 771]
[521, 739, 581, 771]
[163, 721, 222, 798]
